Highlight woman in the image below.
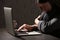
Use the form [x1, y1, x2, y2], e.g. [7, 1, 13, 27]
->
[17, 0, 60, 36]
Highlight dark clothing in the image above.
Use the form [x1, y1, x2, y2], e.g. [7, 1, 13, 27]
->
[38, 2, 60, 37]
[47, 4, 60, 20]
[44, 3, 60, 33]
[44, 19, 60, 37]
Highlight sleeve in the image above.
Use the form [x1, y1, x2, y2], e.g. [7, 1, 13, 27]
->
[38, 21, 47, 32]
[43, 13, 49, 21]
[39, 11, 49, 22]
[37, 11, 49, 32]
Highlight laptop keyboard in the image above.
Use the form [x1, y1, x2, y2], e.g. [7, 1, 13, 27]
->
[14, 29, 41, 36]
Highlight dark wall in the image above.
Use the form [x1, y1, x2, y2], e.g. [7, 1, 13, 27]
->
[0, 0, 5, 28]
[4, 0, 40, 26]
[0, 0, 60, 28]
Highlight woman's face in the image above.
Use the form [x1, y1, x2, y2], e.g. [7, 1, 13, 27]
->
[37, 2, 52, 12]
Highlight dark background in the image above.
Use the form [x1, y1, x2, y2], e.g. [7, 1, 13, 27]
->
[0, 0, 41, 28]
[0, 0, 60, 28]
[0, 0, 5, 28]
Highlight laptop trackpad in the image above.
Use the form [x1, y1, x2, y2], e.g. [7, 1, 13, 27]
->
[26, 31, 41, 35]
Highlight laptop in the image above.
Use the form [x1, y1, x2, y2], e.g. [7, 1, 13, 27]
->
[4, 7, 41, 36]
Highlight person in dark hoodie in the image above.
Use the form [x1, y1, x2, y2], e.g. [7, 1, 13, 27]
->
[17, 0, 60, 37]
[36, 0, 60, 37]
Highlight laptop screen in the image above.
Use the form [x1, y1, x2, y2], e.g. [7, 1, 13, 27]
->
[4, 7, 15, 35]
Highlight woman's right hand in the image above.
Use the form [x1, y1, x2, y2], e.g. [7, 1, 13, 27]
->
[17, 24, 33, 32]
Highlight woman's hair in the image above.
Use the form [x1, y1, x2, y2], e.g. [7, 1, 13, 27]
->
[39, 0, 54, 4]
[39, 0, 48, 3]
[39, 0, 55, 8]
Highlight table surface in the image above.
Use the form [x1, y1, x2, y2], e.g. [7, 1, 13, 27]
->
[0, 28, 60, 40]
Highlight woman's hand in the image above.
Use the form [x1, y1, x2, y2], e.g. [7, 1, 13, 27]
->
[17, 24, 33, 32]
[34, 15, 41, 25]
